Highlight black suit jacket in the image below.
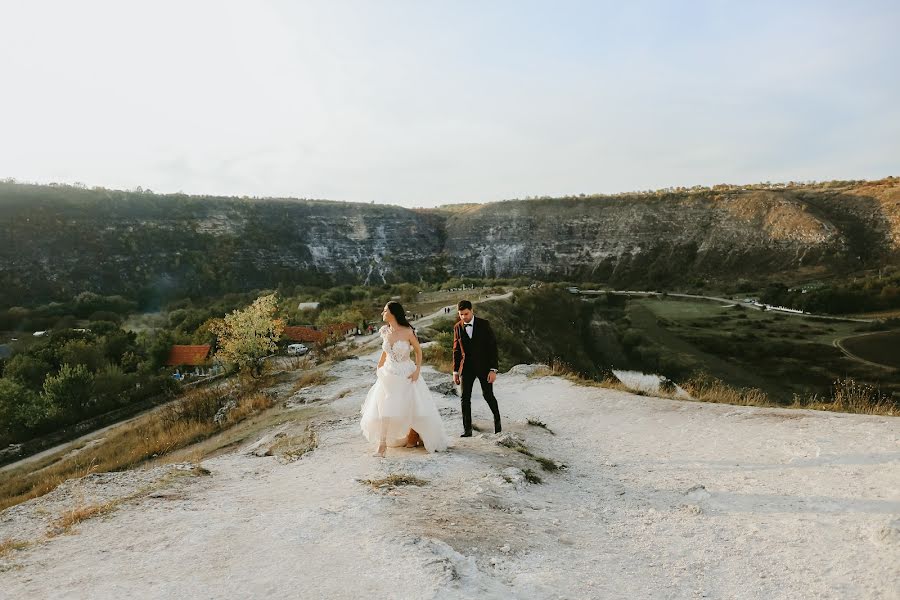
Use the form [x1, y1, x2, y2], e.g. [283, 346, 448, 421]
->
[452, 316, 499, 376]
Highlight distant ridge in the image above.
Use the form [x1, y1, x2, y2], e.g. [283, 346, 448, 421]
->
[1, 178, 898, 306]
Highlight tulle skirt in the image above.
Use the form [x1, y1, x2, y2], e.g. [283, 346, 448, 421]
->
[360, 361, 449, 452]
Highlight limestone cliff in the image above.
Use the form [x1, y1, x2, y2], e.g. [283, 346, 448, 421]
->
[1, 178, 898, 304]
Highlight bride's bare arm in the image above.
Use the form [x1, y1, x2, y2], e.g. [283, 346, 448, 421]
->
[408, 330, 422, 381]
[377, 350, 386, 370]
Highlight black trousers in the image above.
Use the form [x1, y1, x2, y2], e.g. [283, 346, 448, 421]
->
[460, 370, 501, 433]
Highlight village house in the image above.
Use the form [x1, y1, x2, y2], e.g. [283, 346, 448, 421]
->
[283, 322, 357, 345]
[166, 344, 217, 380]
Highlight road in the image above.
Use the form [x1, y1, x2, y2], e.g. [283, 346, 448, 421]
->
[832, 330, 899, 371]
[580, 289, 873, 322]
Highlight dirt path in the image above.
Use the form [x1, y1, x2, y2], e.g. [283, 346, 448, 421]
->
[833, 330, 899, 371]
[2, 348, 898, 599]
[585, 290, 873, 323]
[355, 291, 513, 352]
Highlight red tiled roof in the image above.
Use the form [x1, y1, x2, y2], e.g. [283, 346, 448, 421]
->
[283, 326, 325, 343]
[283, 322, 356, 343]
[323, 322, 356, 334]
[166, 345, 211, 366]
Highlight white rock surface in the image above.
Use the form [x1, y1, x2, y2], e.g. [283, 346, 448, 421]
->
[1, 350, 898, 599]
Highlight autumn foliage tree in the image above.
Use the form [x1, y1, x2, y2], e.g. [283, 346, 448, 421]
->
[210, 294, 285, 377]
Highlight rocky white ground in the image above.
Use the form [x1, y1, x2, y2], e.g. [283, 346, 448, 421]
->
[1, 347, 898, 600]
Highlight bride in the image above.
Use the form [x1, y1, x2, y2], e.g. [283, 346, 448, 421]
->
[360, 301, 449, 457]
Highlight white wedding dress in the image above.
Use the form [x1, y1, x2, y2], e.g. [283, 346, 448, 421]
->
[360, 325, 449, 452]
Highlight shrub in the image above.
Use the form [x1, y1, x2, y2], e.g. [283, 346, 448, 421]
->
[429, 317, 457, 334]
[0, 378, 51, 439]
[422, 331, 453, 372]
[58, 339, 105, 372]
[42, 363, 95, 416]
[92, 364, 137, 408]
[3, 354, 54, 388]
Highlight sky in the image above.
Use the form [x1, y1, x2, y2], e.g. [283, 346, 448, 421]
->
[1, 0, 898, 207]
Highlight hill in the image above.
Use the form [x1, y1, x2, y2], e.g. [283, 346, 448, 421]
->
[1, 178, 899, 307]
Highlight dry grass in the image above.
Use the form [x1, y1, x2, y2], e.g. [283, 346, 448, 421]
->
[422, 344, 454, 373]
[291, 369, 334, 393]
[0, 538, 31, 558]
[0, 383, 277, 511]
[680, 373, 772, 407]
[285, 355, 313, 371]
[0, 462, 211, 559]
[530, 358, 898, 417]
[224, 392, 276, 424]
[528, 360, 633, 392]
[314, 340, 354, 365]
[159, 404, 328, 467]
[359, 474, 428, 488]
[679, 373, 898, 416]
[49, 501, 117, 537]
[790, 378, 898, 416]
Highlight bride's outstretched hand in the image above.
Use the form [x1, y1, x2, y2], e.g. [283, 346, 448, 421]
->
[408, 369, 420, 382]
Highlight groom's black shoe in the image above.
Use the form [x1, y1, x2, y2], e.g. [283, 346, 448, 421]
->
[460, 431, 472, 438]
[494, 418, 502, 434]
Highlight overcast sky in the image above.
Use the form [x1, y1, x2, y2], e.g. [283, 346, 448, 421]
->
[1, 1, 898, 207]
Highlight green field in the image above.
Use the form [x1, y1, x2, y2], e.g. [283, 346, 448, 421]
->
[626, 296, 899, 402]
[841, 331, 900, 369]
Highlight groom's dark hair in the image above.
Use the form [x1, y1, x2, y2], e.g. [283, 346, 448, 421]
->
[457, 300, 472, 311]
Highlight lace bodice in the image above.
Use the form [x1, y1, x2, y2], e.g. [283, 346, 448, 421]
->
[380, 325, 412, 364]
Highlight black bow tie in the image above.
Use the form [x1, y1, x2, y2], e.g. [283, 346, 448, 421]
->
[464, 322, 473, 327]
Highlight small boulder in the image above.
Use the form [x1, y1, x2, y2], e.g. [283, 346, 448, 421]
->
[429, 381, 458, 397]
[495, 432, 525, 448]
[684, 484, 711, 502]
[500, 467, 526, 486]
[213, 399, 238, 425]
[877, 519, 900, 544]
[507, 364, 550, 376]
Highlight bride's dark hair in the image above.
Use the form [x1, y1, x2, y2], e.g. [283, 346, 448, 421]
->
[386, 301, 414, 330]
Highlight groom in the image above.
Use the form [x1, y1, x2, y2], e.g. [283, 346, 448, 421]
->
[452, 300, 502, 437]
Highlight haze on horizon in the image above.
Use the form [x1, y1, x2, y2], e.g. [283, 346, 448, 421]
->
[1, 0, 898, 208]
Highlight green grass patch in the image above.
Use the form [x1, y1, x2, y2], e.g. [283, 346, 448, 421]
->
[526, 418, 555, 434]
[522, 468, 543, 484]
[359, 474, 428, 488]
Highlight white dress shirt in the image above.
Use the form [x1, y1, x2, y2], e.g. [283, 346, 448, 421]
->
[454, 317, 498, 376]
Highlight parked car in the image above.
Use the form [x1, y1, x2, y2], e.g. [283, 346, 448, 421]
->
[287, 343, 309, 356]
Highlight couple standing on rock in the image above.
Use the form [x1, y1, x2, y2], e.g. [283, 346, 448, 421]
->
[359, 299, 503, 457]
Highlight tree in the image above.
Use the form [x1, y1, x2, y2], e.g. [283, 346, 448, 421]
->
[4, 354, 53, 388]
[42, 363, 95, 416]
[210, 294, 285, 377]
[58, 339, 105, 372]
[0, 378, 50, 439]
[136, 329, 176, 371]
[316, 306, 367, 329]
[393, 283, 419, 304]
